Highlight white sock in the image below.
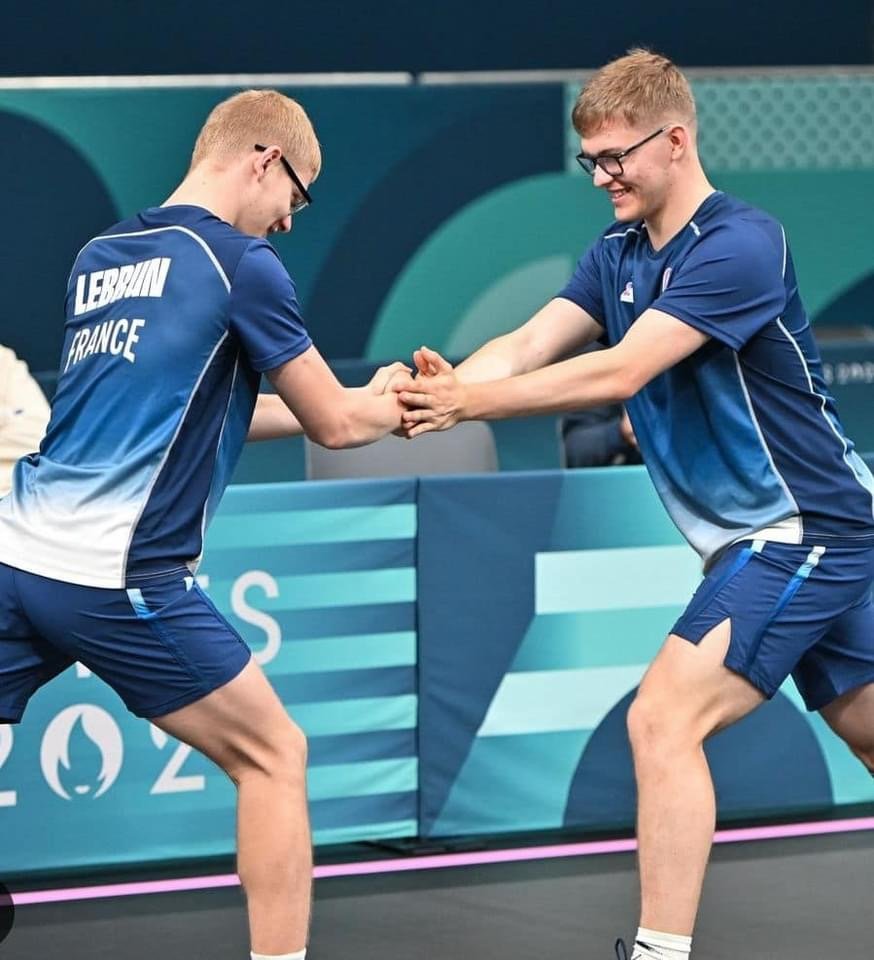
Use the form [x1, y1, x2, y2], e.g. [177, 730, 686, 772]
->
[251, 951, 306, 960]
[632, 927, 692, 959]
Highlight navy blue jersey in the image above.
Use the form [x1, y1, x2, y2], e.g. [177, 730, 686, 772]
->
[0, 205, 311, 587]
[558, 191, 874, 563]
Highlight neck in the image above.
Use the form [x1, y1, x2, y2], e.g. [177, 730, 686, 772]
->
[644, 166, 715, 251]
[163, 164, 239, 226]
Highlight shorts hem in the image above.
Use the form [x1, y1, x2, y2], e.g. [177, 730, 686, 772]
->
[133, 649, 252, 720]
[803, 668, 874, 712]
[673, 630, 781, 697]
[722, 657, 779, 699]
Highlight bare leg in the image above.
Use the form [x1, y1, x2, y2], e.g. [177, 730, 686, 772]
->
[819, 682, 874, 774]
[627, 621, 765, 935]
[153, 659, 311, 955]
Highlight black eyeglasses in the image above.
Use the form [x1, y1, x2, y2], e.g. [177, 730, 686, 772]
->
[254, 144, 313, 214]
[576, 126, 667, 178]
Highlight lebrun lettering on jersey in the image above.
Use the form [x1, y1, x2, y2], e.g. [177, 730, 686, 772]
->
[73, 257, 171, 316]
[64, 318, 146, 372]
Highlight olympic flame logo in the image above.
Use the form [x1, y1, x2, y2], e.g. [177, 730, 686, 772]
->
[40, 705, 124, 800]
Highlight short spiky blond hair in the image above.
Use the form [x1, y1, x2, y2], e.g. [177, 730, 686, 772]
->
[191, 89, 322, 177]
[572, 49, 696, 137]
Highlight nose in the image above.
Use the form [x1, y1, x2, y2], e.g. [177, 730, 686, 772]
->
[278, 214, 292, 234]
[592, 165, 616, 188]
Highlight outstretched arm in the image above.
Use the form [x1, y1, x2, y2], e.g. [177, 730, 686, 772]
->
[248, 361, 410, 442]
[435, 297, 604, 384]
[261, 348, 409, 448]
[399, 308, 709, 436]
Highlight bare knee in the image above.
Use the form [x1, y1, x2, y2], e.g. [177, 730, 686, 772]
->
[225, 717, 308, 787]
[626, 693, 700, 761]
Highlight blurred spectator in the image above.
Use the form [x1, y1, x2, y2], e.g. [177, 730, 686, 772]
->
[561, 403, 642, 467]
[0, 346, 50, 496]
[560, 341, 642, 467]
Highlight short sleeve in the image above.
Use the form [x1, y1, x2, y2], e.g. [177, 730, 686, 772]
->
[652, 226, 786, 350]
[556, 242, 604, 322]
[228, 242, 313, 372]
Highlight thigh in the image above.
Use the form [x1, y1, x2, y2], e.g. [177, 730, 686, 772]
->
[640, 620, 765, 739]
[150, 657, 302, 778]
[818, 681, 874, 754]
[0, 563, 72, 722]
[17, 569, 251, 721]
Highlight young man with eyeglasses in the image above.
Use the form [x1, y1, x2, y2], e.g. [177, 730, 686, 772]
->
[0, 89, 408, 960]
[395, 49, 874, 959]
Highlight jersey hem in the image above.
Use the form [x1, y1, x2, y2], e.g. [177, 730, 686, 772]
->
[0, 548, 126, 589]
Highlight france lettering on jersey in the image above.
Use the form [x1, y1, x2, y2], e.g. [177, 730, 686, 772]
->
[0, 205, 312, 588]
[558, 191, 874, 564]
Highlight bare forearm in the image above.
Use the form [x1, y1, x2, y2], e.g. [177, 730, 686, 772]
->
[462, 351, 633, 421]
[454, 300, 602, 383]
[454, 333, 529, 383]
[247, 394, 303, 441]
[321, 388, 403, 448]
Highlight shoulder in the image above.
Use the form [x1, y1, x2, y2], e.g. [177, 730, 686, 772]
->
[233, 239, 293, 288]
[229, 240, 300, 317]
[695, 193, 786, 264]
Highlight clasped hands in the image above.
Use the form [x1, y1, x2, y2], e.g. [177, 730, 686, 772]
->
[369, 346, 464, 439]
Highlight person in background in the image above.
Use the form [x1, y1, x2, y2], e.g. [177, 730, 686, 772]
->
[561, 343, 640, 467]
[562, 404, 641, 467]
[0, 345, 50, 497]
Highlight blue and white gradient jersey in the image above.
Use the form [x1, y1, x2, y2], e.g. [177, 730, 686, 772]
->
[0, 205, 312, 588]
[558, 191, 874, 565]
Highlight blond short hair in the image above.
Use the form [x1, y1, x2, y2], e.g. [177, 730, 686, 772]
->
[572, 49, 696, 136]
[191, 89, 322, 177]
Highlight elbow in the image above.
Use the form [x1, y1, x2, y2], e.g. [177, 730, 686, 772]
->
[308, 410, 359, 450]
[310, 423, 350, 450]
[609, 368, 639, 403]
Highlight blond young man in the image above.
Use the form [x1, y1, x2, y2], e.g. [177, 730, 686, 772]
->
[397, 51, 874, 958]
[0, 90, 408, 960]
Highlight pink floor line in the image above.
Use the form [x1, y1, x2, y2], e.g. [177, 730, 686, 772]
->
[12, 815, 874, 907]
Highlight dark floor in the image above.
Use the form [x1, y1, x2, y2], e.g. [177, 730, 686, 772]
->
[3, 830, 873, 959]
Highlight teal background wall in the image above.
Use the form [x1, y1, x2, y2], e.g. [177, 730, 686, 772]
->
[1, 74, 872, 383]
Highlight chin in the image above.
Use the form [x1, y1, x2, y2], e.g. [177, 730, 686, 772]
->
[614, 208, 637, 223]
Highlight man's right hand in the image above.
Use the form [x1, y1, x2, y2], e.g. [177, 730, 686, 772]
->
[619, 408, 638, 450]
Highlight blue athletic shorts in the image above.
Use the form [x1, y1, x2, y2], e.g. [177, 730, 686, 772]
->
[0, 562, 252, 723]
[672, 539, 874, 711]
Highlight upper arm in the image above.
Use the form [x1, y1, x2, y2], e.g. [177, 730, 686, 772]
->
[266, 345, 347, 442]
[611, 308, 710, 395]
[229, 243, 313, 372]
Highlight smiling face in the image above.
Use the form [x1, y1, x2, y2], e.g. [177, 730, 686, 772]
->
[580, 120, 687, 224]
[571, 50, 699, 226]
